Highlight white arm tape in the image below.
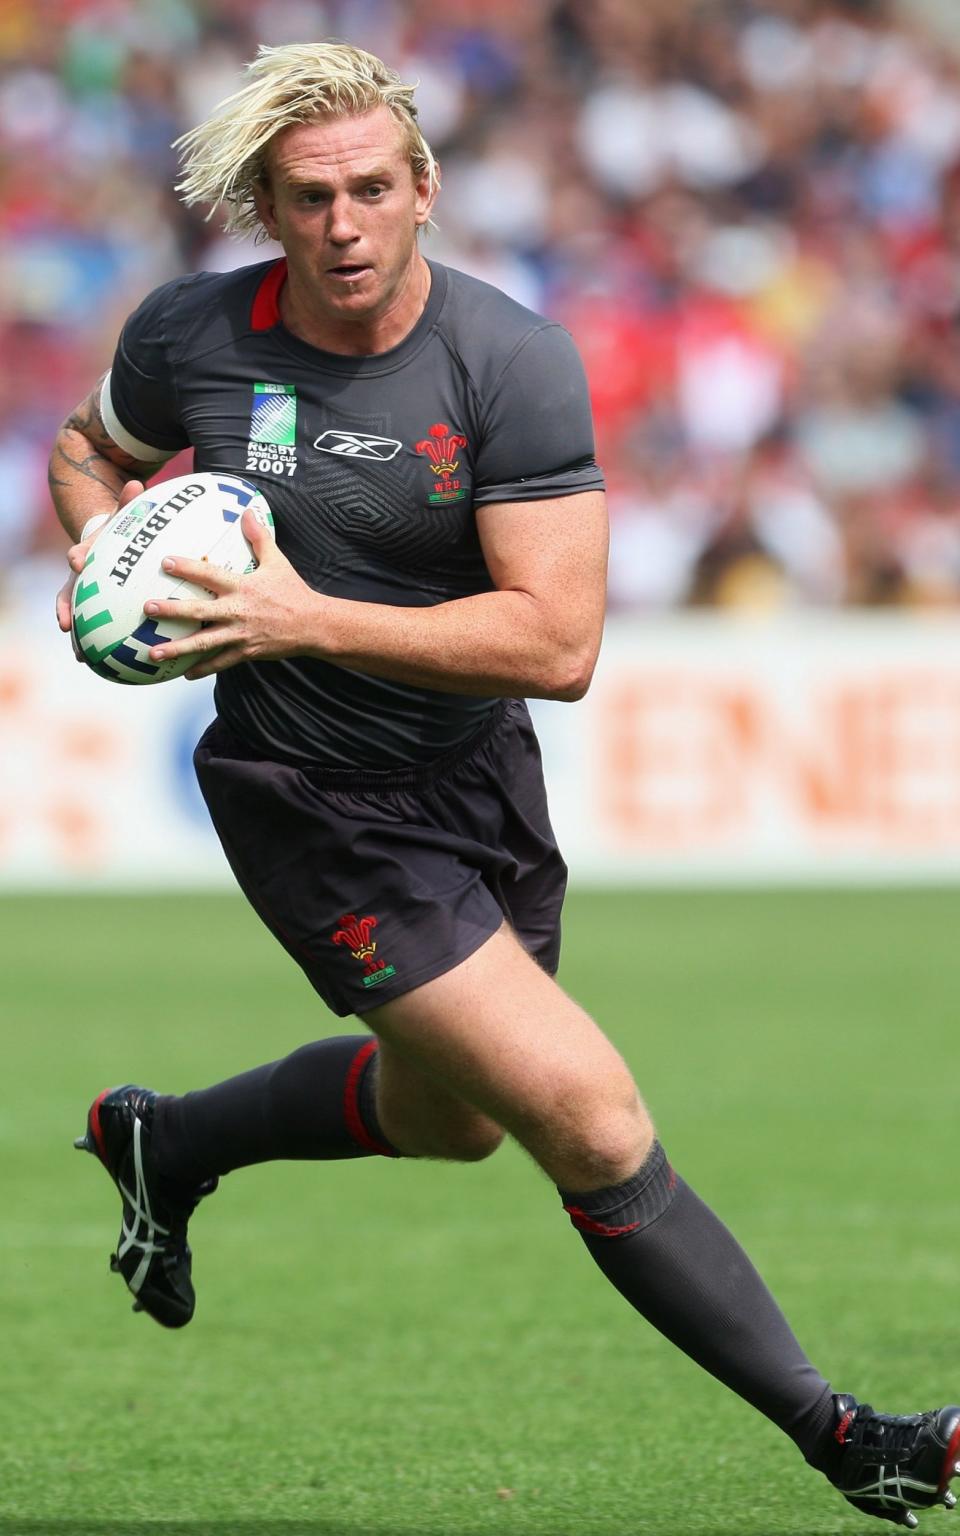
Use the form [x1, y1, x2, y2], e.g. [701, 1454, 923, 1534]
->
[80, 512, 111, 542]
[99, 371, 179, 464]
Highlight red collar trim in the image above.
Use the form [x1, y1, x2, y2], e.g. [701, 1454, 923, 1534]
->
[250, 258, 287, 331]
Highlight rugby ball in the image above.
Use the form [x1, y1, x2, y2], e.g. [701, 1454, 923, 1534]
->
[71, 473, 274, 684]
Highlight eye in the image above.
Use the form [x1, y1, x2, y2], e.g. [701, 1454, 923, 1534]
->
[364, 184, 386, 199]
[299, 190, 326, 205]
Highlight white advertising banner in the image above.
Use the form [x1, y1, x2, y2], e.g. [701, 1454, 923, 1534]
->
[4, 604, 960, 887]
[0, 597, 226, 889]
[532, 613, 960, 882]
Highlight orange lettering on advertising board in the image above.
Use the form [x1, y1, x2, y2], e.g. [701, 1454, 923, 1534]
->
[598, 675, 762, 847]
[597, 669, 960, 850]
[821, 676, 960, 842]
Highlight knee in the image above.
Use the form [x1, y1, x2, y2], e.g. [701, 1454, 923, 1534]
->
[527, 1078, 655, 1190]
[565, 1110, 653, 1189]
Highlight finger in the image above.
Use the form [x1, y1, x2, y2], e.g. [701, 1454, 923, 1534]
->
[144, 596, 224, 624]
[149, 624, 232, 662]
[118, 479, 145, 509]
[57, 565, 84, 652]
[184, 644, 247, 681]
[68, 542, 90, 574]
[159, 555, 238, 592]
[56, 573, 84, 654]
[242, 505, 276, 560]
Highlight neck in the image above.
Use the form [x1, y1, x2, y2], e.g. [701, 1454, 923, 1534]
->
[279, 254, 431, 356]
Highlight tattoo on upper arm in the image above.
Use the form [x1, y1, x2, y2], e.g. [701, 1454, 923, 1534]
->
[59, 373, 163, 477]
[48, 437, 128, 495]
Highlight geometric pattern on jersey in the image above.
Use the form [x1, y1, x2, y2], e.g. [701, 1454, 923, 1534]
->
[298, 399, 488, 589]
[297, 448, 491, 595]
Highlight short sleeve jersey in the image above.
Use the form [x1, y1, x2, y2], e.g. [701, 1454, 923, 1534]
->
[107, 258, 604, 768]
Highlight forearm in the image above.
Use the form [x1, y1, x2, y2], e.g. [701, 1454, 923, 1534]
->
[47, 427, 141, 542]
[144, 494, 608, 692]
[311, 588, 598, 701]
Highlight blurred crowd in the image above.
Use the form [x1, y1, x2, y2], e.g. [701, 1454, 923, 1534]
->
[6, 0, 960, 609]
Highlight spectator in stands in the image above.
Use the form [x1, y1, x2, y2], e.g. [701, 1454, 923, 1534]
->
[9, 0, 960, 610]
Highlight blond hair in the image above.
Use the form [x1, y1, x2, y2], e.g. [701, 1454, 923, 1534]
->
[174, 42, 438, 236]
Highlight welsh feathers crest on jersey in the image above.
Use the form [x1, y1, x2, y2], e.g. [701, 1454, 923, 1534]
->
[415, 422, 469, 504]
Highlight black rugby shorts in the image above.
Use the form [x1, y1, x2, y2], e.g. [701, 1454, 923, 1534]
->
[193, 699, 567, 1017]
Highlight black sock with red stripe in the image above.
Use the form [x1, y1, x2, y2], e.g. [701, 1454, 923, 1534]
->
[152, 1036, 397, 1184]
[559, 1141, 842, 1478]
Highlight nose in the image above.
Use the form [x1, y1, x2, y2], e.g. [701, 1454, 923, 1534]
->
[328, 192, 360, 246]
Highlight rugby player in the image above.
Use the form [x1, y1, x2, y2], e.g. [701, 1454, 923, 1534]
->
[50, 42, 959, 1528]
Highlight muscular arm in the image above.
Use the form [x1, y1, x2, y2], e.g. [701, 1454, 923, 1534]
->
[48, 373, 166, 542]
[313, 490, 609, 699]
[147, 490, 610, 701]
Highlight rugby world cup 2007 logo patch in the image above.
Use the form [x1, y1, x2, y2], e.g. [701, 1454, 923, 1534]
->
[247, 382, 298, 478]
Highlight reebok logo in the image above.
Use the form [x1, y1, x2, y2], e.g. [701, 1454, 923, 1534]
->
[314, 431, 402, 461]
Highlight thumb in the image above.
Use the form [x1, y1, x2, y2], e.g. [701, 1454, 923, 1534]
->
[242, 505, 277, 561]
[118, 478, 145, 509]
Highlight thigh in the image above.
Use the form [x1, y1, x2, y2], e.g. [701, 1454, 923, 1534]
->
[363, 923, 648, 1165]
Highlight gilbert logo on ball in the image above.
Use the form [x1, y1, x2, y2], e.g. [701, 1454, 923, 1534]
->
[71, 473, 274, 685]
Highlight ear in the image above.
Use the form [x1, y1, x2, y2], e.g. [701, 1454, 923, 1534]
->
[253, 177, 280, 242]
[414, 161, 440, 229]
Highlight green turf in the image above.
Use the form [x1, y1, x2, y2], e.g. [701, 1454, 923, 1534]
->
[2, 888, 959, 1536]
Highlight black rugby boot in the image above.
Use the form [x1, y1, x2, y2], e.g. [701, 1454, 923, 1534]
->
[831, 1393, 960, 1528]
[74, 1085, 217, 1328]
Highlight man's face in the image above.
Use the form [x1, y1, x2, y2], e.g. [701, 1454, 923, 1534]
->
[254, 106, 436, 329]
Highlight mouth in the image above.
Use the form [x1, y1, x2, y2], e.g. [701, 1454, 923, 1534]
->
[327, 263, 372, 281]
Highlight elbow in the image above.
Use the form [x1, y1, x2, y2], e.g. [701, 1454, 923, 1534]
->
[542, 646, 598, 703]
[553, 669, 594, 704]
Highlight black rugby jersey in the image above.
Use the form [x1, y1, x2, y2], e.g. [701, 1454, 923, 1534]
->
[106, 258, 604, 767]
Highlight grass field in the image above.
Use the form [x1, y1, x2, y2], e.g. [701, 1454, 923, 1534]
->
[2, 888, 959, 1536]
